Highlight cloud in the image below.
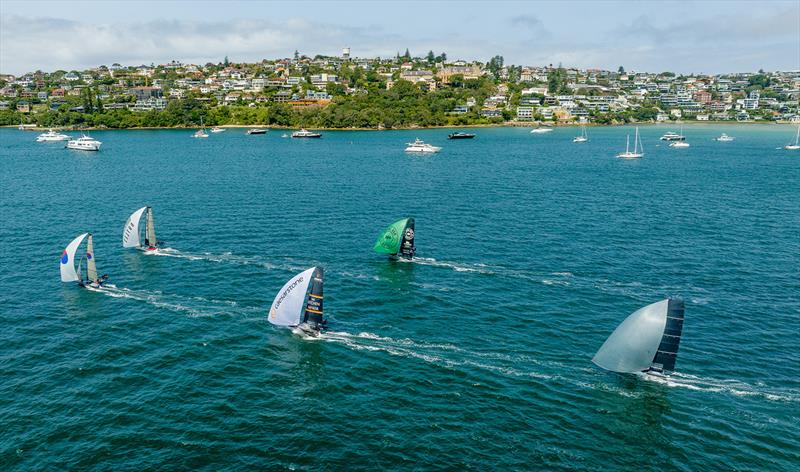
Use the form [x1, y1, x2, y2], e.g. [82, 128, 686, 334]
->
[510, 14, 551, 40]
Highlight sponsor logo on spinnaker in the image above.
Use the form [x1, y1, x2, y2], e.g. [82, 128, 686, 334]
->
[273, 276, 303, 313]
[61, 251, 69, 264]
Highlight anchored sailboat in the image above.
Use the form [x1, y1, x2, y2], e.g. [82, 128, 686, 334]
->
[573, 125, 588, 143]
[123, 206, 162, 251]
[373, 217, 415, 259]
[268, 267, 325, 334]
[784, 125, 800, 150]
[593, 298, 685, 375]
[616, 127, 644, 159]
[60, 233, 109, 288]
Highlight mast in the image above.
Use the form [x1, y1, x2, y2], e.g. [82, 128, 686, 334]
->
[302, 267, 324, 330]
[145, 207, 157, 248]
[86, 234, 98, 283]
[625, 134, 630, 154]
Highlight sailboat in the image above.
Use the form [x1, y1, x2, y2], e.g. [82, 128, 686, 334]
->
[616, 127, 644, 158]
[122, 206, 162, 251]
[193, 118, 209, 138]
[784, 126, 800, 150]
[373, 218, 415, 260]
[60, 233, 109, 288]
[593, 298, 685, 375]
[268, 267, 325, 334]
[573, 125, 588, 143]
[669, 125, 689, 148]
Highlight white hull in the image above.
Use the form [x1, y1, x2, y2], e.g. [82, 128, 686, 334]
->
[616, 152, 643, 159]
[785, 145, 800, 150]
[573, 137, 587, 143]
[670, 142, 690, 148]
[66, 142, 101, 151]
[531, 128, 553, 134]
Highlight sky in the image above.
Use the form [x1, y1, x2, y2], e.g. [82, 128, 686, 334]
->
[1, 0, 798, 75]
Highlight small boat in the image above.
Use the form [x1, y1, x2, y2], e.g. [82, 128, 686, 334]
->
[660, 131, 685, 141]
[193, 118, 209, 138]
[60, 232, 109, 288]
[36, 129, 71, 142]
[714, 133, 735, 142]
[784, 126, 800, 150]
[616, 127, 644, 159]
[530, 127, 553, 134]
[247, 128, 267, 135]
[281, 133, 288, 138]
[593, 298, 685, 375]
[405, 138, 441, 153]
[66, 134, 102, 151]
[291, 129, 322, 138]
[448, 132, 475, 139]
[573, 125, 588, 143]
[210, 127, 225, 133]
[268, 266, 326, 335]
[373, 218, 415, 260]
[669, 126, 690, 147]
[122, 206, 163, 251]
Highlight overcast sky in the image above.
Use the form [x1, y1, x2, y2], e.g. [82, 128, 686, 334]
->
[1, 0, 798, 75]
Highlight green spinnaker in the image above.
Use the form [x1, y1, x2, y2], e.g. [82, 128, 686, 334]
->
[373, 218, 410, 254]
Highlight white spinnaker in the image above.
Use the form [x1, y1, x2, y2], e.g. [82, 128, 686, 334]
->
[145, 207, 157, 246]
[86, 234, 98, 283]
[60, 233, 88, 282]
[592, 299, 669, 373]
[268, 267, 315, 326]
[123, 207, 147, 248]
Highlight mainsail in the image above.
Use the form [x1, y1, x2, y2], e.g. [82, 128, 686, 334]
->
[592, 298, 685, 374]
[86, 234, 98, 283]
[60, 233, 88, 282]
[145, 207, 157, 248]
[123, 207, 147, 248]
[373, 218, 415, 259]
[269, 267, 325, 328]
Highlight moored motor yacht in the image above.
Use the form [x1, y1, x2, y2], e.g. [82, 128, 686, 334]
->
[405, 138, 441, 153]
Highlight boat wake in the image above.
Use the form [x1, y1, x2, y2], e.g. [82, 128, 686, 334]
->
[405, 257, 495, 274]
[640, 371, 799, 403]
[85, 284, 261, 318]
[320, 330, 555, 380]
[147, 248, 307, 272]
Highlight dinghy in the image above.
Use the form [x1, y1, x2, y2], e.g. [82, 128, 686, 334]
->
[122, 206, 162, 251]
[593, 298, 684, 375]
[268, 267, 325, 334]
[60, 233, 109, 288]
[373, 218, 415, 260]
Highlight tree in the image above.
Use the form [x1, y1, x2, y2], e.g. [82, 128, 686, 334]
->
[487, 55, 504, 78]
[618, 66, 625, 73]
[403, 48, 411, 60]
[224, 56, 230, 66]
[426, 50, 435, 63]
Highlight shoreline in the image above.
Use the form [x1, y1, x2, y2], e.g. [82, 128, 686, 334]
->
[4, 121, 795, 131]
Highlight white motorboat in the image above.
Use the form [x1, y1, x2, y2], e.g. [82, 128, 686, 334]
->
[660, 131, 685, 141]
[36, 129, 71, 142]
[669, 141, 690, 148]
[291, 129, 322, 138]
[616, 127, 644, 159]
[210, 127, 225, 133]
[530, 127, 554, 134]
[405, 138, 441, 153]
[66, 135, 102, 151]
[714, 133, 734, 142]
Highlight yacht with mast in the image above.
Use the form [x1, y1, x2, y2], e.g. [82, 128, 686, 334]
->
[616, 127, 644, 159]
[192, 118, 208, 138]
[573, 125, 588, 143]
[123, 206, 163, 251]
[60, 233, 109, 288]
[784, 126, 800, 150]
[669, 126, 690, 148]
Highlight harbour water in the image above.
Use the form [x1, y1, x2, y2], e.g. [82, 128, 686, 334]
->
[1, 125, 798, 470]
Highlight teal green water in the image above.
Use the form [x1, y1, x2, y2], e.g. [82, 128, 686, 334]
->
[1, 125, 798, 470]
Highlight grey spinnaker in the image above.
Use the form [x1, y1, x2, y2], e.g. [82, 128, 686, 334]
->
[592, 298, 685, 374]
